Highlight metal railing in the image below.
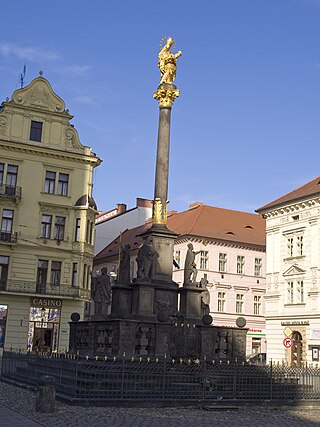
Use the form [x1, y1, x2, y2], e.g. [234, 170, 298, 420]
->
[2, 351, 320, 402]
[0, 185, 22, 199]
[0, 231, 17, 243]
[0, 279, 90, 299]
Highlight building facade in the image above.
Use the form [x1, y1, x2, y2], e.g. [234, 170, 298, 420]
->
[94, 198, 152, 256]
[257, 177, 320, 365]
[94, 202, 266, 356]
[0, 75, 101, 353]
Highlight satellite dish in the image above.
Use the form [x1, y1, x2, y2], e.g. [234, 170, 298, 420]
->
[236, 317, 246, 328]
[70, 312, 80, 322]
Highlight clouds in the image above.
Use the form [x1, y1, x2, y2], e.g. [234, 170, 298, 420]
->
[0, 43, 59, 61]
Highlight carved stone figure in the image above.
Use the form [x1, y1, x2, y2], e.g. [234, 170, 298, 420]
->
[117, 244, 131, 284]
[136, 237, 155, 281]
[184, 243, 200, 285]
[91, 268, 111, 318]
[200, 274, 210, 316]
[158, 37, 182, 85]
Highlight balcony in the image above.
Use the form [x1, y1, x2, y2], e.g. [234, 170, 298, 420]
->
[0, 232, 17, 244]
[0, 185, 22, 201]
[0, 279, 90, 299]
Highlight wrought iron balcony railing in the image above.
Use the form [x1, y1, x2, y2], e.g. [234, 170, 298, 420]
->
[0, 185, 22, 199]
[0, 279, 90, 299]
[0, 232, 17, 243]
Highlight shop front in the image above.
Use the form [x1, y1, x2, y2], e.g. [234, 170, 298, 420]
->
[28, 297, 62, 352]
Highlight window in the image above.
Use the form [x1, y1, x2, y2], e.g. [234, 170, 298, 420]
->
[254, 258, 262, 277]
[5, 165, 18, 196]
[297, 281, 304, 303]
[86, 219, 90, 243]
[30, 121, 43, 142]
[37, 260, 48, 292]
[40, 215, 52, 239]
[54, 216, 65, 240]
[287, 281, 294, 304]
[219, 253, 227, 272]
[287, 237, 294, 257]
[51, 261, 61, 285]
[57, 173, 69, 196]
[89, 222, 94, 245]
[254, 295, 261, 315]
[217, 292, 226, 312]
[297, 235, 303, 256]
[1, 210, 13, 235]
[75, 218, 81, 242]
[286, 234, 304, 258]
[6, 165, 18, 188]
[236, 293, 244, 314]
[72, 263, 78, 287]
[174, 250, 181, 269]
[83, 264, 87, 288]
[0, 256, 9, 286]
[200, 250, 209, 270]
[44, 171, 56, 194]
[237, 255, 245, 274]
[0, 163, 3, 185]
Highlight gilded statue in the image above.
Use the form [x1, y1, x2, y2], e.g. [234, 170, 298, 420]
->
[158, 37, 182, 85]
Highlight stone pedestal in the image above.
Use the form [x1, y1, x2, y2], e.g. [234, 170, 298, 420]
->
[179, 285, 208, 323]
[35, 375, 55, 413]
[111, 284, 132, 318]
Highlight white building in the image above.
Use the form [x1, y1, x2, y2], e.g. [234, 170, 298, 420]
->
[94, 202, 266, 356]
[94, 198, 152, 255]
[257, 176, 320, 365]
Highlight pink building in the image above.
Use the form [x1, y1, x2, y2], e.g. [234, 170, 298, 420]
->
[94, 202, 266, 357]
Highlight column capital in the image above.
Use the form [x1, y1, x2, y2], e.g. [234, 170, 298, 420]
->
[153, 86, 180, 108]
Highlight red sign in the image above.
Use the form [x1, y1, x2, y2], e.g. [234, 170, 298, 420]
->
[283, 337, 292, 348]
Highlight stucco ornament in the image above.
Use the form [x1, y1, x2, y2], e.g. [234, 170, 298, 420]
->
[11, 77, 67, 114]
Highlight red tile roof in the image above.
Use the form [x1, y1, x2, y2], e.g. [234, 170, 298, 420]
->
[95, 204, 265, 262]
[257, 176, 320, 212]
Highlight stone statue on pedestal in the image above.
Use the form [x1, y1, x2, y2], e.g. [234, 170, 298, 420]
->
[91, 268, 111, 318]
[136, 237, 155, 281]
[117, 244, 131, 284]
[184, 243, 200, 285]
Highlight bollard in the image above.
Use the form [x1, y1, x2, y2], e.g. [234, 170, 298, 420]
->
[35, 375, 56, 413]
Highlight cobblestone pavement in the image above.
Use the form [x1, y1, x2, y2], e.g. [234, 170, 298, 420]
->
[1, 381, 320, 427]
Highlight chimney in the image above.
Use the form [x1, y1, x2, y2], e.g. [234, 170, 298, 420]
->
[136, 198, 153, 208]
[116, 203, 127, 214]
[189, 202, 203, 210]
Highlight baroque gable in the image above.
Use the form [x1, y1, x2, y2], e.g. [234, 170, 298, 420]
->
[10, 76, 67, 114]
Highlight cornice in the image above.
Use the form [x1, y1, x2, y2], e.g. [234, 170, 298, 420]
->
[175, 235, 265, 252]
[0, 138, 101, 166]
[263, 197, 319, 219]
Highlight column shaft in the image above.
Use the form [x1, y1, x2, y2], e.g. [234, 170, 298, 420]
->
[154, 107, 172, 206]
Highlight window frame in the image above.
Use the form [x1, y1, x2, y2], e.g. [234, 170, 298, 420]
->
[219, 253, 227, 272]
[237, 255, 245, 274]
[44, 171, 56, 194]
[30, 120, 43, 142]
[40, 214, 52, 239]
[57, 173, 69, 196]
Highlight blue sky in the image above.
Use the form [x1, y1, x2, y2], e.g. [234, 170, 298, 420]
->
[1, 0, 320, 214]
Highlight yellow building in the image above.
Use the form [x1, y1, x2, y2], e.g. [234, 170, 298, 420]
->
[0, 74, 101, 353]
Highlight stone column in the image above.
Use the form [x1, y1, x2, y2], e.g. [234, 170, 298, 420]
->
[154, 105, 171, 207]
[152, 83, 180, 225]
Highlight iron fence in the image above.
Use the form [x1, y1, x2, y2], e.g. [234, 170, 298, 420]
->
[2, 351, 320, 402]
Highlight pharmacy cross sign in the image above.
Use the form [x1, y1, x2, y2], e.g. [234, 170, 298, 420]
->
[283, 337, 293, 348]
